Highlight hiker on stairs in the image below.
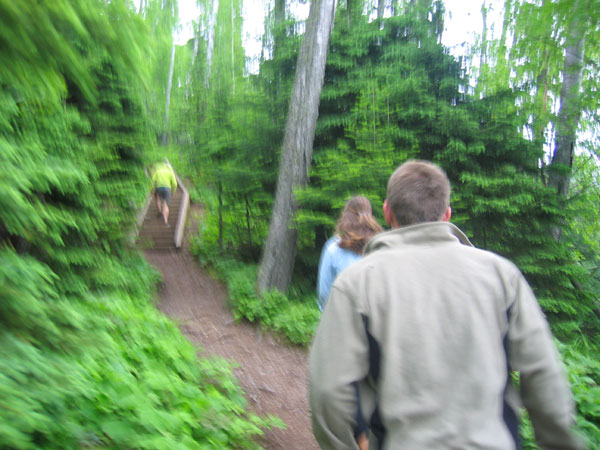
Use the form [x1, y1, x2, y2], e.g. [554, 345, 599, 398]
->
[151, 160, 178, 226]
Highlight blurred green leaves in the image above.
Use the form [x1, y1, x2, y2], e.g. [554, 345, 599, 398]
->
[0, 1, 279, 448]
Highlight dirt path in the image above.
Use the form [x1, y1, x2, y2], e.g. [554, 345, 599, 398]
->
[144, 247, 319, 450]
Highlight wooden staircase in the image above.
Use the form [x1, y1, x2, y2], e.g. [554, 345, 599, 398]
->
[137, 172, 189, 250]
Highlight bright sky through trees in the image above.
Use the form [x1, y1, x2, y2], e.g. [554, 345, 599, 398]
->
[173, 0, 502, 55]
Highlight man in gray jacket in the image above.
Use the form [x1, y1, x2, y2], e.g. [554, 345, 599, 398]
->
[309, 160, 582, 449]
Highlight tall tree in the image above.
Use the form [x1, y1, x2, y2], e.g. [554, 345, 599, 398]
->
[205, 0, 220, 88]
[547, 0, 589, 199]
[257, 0, 337, 293]
[137, 0, 178, 142]
[162, 39, 176, 145]
[272, 0, 286, 60]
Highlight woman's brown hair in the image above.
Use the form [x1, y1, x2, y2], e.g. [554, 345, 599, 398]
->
[336, 196, 383, 254]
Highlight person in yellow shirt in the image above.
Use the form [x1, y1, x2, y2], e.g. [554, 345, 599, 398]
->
[151, 160, 178, 225]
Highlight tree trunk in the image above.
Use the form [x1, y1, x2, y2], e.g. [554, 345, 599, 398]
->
[245, 195, 252, 248]
[548, 0, 587, 198]
[475, 0, 488, 97]
[231, 3, 235, 94]
[205, 0, 219, 89]
[480, 1, 488, 66]
[496, 0, 512, 85]
[191, 27, 199, 67]
[347, 0, 352, 26]
[186, 26, 200, 100]
[257, 0, 337, 294]
[161, 39, 176, 146]
[534, 43, 550, 176]
[273, 0, 285, 60]
[218, 180, 223, 248]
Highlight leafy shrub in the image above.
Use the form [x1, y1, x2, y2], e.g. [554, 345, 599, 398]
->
[0, 1, 281, 445]
[191, 233, 320, 347]
[0, 253, 282, 449]
[516, 341, 600, 449]
[562, 344, 600, 448]
[271, 302, 321, 346]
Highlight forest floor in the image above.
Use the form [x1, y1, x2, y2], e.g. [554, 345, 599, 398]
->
[143, 207, 319, 450]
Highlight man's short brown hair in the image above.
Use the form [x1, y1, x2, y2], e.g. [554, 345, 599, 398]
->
[386, 160, 450, 226]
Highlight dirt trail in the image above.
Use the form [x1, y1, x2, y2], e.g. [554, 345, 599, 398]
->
[144, 247, 319, 450]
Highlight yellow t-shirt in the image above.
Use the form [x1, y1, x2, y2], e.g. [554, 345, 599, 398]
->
[151, 164, 177, 193]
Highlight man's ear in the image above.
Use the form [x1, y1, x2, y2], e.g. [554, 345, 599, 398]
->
[442, 206, 452, 222]
[383, 200, 396, 227]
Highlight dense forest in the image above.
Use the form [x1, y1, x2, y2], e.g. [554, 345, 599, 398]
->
[1, 0, 599, 448]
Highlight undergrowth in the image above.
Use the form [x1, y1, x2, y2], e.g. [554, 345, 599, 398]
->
[0, 250, 283, 449]
[190, 236, 320, 347]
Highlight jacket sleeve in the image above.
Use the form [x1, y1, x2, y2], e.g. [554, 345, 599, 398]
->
[507, 273, 584, 450]
[309, 282, 369, 450]
[317, 242, 335, 311]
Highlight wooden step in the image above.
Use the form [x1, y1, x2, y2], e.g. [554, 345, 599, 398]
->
[137, 181, 187, 250]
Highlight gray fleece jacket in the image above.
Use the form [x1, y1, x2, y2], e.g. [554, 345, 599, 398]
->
[309, 222, 582, 450]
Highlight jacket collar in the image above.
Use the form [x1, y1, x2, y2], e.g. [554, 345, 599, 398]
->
[364, 222, 473, 256]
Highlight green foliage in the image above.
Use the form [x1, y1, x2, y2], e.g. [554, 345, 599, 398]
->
[563, 155, 600, 300]
[165, 0, 309, 266]
[296, 0, 599, 348]
[142, 0, 600, 445]
[296, 2, 466, 283]
[439, 89, 599, 342]
[518, 342, 600, 449]
[563, 345, 600, 447]
[1, 1, 280, 447]
[0, 264, 280, 449]
[137, 0, 179, 140]
[191, 228, 320, 346]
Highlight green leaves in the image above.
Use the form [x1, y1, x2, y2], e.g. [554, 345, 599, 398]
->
[0, 288, 279, 449]
[1, 2, 279, 448]
[191, 237, 320, 346]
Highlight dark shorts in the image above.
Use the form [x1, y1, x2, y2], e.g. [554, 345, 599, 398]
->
[155, 187, 171, 204]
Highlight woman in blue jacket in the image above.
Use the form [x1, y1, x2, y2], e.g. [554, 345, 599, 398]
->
[316, 195, 382, 450]
[317, 196, 382, 311]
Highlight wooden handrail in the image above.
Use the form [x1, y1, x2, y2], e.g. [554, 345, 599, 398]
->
[173, 172, 189, 248]
[129, 194, 152, 245]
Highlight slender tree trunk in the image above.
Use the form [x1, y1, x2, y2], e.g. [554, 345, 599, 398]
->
[231, 4, 235, 94]
[372, 84, 377, 148]
[257, 0, 337, 294]
[186, 26, 200, 100]
[547, 0, 587, 241]
[535, 44, 550, 177]
[495, 0, 512, 86]
[480, 1, 488, 66]
[476, 0, 488, 97]
[273, 0, 285, 60]
[218, 180, 223, 248]
[161, 39, 176, 146]
[548, 0, 587, 198]
[245, 195, 252, 248]
[205, 0, 219, 89]
[347, 0, 352, 27]
[524, 0, 552, 174]
[191, 28, 199, 67]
